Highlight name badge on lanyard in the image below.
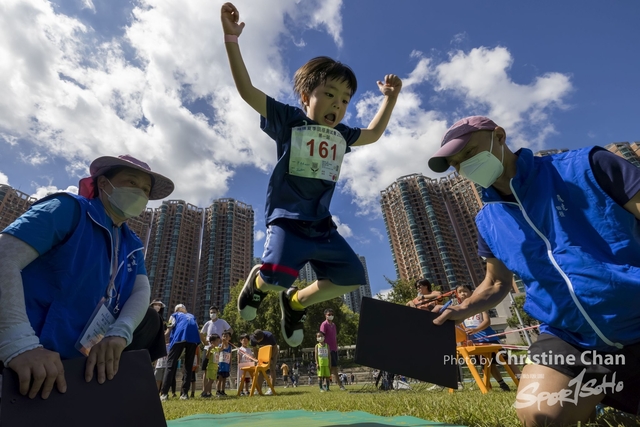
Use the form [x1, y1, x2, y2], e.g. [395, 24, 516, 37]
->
[289, 125, 347, 182]
[75, 226, 122, 356]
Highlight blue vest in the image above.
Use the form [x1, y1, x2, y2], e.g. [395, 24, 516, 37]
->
[476, 147, 640, 352]
[169, 312, 200, 347]
[22, 193, 143, 359]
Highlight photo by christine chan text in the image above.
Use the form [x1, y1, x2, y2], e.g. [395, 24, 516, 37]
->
[444, 349, 626, 367]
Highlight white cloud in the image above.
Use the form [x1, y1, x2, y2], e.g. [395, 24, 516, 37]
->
[254, 230, 265, 242]
[451, 32, 467, 45]
[0, 171, 9, 185]
[369, 227, 385, 242]
[80, 0, 95, 12]
[374, 288, 391, 300]
[0, 2, 572, 221]
[339, 46, 573, 215]
[31, 184, 78, 200]
[331, 215, 352, 237]
[0, 0, 344, 207]
[19, 151, 48, 166]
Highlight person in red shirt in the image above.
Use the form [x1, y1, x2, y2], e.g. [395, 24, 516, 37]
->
[319, 308, 345, 390]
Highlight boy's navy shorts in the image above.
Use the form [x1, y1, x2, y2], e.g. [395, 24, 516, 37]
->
[259, 217, 366, 289]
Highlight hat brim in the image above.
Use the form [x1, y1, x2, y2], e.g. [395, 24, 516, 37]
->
[90, 156, 174, 200]
[427, 135, 472, 173]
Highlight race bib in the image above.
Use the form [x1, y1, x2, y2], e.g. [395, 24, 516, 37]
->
[318, 346, 328, 358]
[289, 125, 347, 182]
[219, 350, 231, 364]
[464, 314, 482, 329]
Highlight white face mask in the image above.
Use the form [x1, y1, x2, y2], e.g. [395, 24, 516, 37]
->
[317, 337, 324, 342]
[459, 132, 504, 188]
[105, 179, 149, 219]
[327, 315, 334, 321]
[210, 313, 217, 320]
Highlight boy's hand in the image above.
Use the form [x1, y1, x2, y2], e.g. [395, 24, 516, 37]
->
[221, 2, 245, 36]
[377, 74, 402, 98]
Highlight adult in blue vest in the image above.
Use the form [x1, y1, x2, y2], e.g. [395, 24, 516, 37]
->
[0, 154, 174, 400]
[429, 117, 640, 425]
[160, 304, 200, 400]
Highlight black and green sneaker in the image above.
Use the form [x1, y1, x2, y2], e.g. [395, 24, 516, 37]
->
[279, 287, 306, 347]
[238, 264, 267, 321]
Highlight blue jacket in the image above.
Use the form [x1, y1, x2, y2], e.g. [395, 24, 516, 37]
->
[476, 147, 640, 351]
[22, 193, 143, 359]
[168, 312, 200, 348]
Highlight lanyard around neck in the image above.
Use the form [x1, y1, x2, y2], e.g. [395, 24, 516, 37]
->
[105, 225, 122, 313]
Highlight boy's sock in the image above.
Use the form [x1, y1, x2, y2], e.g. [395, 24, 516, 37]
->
[255, 276, 263, 289]
[289, 290, 305, 311]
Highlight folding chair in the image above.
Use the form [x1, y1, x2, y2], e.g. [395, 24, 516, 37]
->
[450, 326, 519, 394]
[237, 344, 277, 396]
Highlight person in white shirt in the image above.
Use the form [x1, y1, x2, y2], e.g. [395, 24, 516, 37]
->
[199, 305, 232, 395]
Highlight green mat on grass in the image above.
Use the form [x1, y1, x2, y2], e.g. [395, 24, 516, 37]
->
[166, 410, 465, 426]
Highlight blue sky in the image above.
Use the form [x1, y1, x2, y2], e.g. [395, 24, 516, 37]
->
[1, 0, 639, 298]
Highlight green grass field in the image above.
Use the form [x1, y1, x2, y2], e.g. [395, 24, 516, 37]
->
[161, 382, 639, 427]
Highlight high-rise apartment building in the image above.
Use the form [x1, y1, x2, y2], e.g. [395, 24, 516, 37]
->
[196, 199, 254, 322]
[341, 255, 372, 313]
[298, 262, 318, 283]
[605, 142, 640, 168]
[126, 208, 154, 257]
[146, 200, 203, 319]
[380, 173, 485, 291]
[0, 185, 37, 230]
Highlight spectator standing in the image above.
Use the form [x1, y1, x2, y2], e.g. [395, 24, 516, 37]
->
[281, 362, 290, 388]
[160, 304, 200, 401]
[319, 308, 345, 390]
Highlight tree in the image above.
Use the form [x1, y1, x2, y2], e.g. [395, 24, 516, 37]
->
[221, 279, 360, 352]
[378, 276, 415, 305]
[506, 294, 539, 333]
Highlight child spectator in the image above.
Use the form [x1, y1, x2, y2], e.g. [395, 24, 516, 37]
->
[202, 334, 221, 398]
[291, 362, 299, 387]
[456, 284, 519, 391]
[281, 362, 290, 388]
[217, 331, 232, 396]
[154, 342, 170, 392]
[315, 331, 331, 392]
[237, 333, 254, 396]
[222, 2, 402, 347]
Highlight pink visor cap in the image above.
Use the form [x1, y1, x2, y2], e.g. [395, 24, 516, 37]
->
[428, 116, 498, 173]
[78, 154, 175, 200]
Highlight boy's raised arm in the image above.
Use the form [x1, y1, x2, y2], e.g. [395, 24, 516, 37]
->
[352, 74, 402, 147]
[221, 2, 267, 118]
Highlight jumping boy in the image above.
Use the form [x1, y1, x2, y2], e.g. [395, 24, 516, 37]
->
[221, 2, 402, 346]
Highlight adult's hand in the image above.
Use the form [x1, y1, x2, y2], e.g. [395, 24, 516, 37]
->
[7, 347, 67, 399]
[85, 336, 127, 384]
[432, 304, 470, 326]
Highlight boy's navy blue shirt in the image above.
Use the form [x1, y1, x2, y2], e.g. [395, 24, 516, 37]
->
[260, 96, 361, 224]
